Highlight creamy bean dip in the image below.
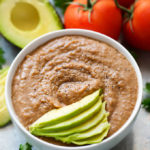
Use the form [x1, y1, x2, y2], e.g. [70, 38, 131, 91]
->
[12, 36, 138, 144]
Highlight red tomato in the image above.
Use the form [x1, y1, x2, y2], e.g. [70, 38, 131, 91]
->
[118, 0, 135, 8]
[64, 0, 122, 40]
[123, 0, 150, 51]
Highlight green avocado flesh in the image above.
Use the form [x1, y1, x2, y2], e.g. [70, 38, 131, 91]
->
[30, 89, 110, 145]
[32, 102, 106, 137]
[56, 115, 110, 143]
[0, 67, 10, 127]
[30, 89, 101, 129]
[0, 0, 63, 48]
[71, 127, 110, 145]
[34, 97, 102, 132]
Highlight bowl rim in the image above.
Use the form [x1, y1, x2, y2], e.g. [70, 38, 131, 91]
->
[5, 29, 143, 150]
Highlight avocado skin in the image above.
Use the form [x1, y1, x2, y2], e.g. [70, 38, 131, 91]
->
[0, 0, 63, 48]
[32, 101, 106, 137]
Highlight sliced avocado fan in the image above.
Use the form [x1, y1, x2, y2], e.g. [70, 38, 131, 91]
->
[55, 114, 110, 144]
[0, 67, 10, 127]
[32, 101, 106, 137]
[30, 89, 110, 145]
[30, 89, 101, 129]
[31, 96, 102, 134]
[0, 0, 63, 48]
[71, 127, 110, 145]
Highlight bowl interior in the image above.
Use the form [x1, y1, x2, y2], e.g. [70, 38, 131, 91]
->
[5, 29, 143, 150]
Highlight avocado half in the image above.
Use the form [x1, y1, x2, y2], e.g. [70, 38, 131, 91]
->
[0, 0, 63, 48]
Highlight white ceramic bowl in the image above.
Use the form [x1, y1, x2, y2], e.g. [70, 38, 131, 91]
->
[5, 29, 143, 150]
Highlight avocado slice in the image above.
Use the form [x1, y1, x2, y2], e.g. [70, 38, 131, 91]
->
[0, 67, 11, 127]
[31, 96, 102, 135]
[30, 89, 101, 131]
[0, 107, 11, 127]
[66, 116, 109, 141]
[71, 127, 110, 145]
[0, 67, 9, 75]
[33, 102, 107, 137]
[0, 0, 63, 48]
[55, 114, 110, 144]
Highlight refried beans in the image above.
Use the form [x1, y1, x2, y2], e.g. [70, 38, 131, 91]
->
[12, 35, 138, 144]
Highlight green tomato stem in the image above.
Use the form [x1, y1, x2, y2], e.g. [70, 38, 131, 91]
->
[114, 0, 132, 15]
[69, 0, 98, 23]
[87, 0, 92, 8]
